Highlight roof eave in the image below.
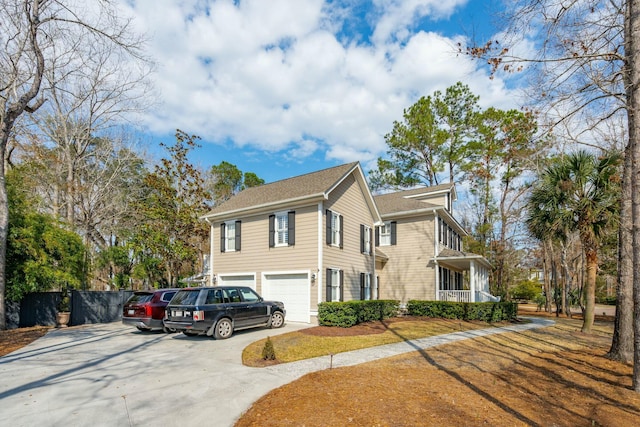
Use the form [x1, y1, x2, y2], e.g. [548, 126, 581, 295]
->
[200, 193, 327, 221]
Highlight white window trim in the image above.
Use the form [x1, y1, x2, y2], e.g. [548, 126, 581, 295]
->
[225, 220, 236, 252]
[363, 225, 371, 255]
[330, 210, 341, 247]
[275, 211, 289, 247]
[379, 221, 392, 246]
[330, 268, 341, 302]
[363, 273, 371, 300]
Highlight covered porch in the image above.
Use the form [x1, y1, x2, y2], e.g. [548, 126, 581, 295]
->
[433, 249, 498, 303]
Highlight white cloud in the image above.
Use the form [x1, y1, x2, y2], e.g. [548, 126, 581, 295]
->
[120, 0, 519, 167]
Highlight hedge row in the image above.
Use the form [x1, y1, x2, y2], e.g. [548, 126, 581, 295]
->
[317, 300, 400, 327]
[406, 300, 518, 322]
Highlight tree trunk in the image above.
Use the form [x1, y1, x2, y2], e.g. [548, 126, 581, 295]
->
[581, 248, 598, 333]
[626, 0, 640, 392]
[609, 144, 634, 362]
[543, 241, 552, 313]
[561, 243, 571, 318]
[0, 130, 7, 330]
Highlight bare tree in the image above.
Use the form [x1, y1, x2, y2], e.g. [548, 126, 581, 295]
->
[0, 0, 150, 329]
[30, 38, 152, 226]
[464, 0, 637, 368]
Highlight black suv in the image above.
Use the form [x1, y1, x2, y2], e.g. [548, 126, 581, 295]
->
[163, 286, 286, 339]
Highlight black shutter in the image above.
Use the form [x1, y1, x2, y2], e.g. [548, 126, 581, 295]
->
[339, 215, 344, 249]
[375, 226, 380, 247]
[235, 221, 241, 251]
[376, 275, 380, 300]
[390, 221, 397, 245]
[288, 211, 295, 246]
[326, 269, 332, 302]
[360, 273, 365, 300]
[360, 225, 365, 253]
[220, 223, 226, 253]
[369, 227, 373, 254]
[326, 210, 331, 245]
[339, 270, 344, 301]
[269, 215, 275, 247]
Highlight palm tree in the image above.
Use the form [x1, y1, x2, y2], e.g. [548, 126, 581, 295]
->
[526, 150, 621, 333]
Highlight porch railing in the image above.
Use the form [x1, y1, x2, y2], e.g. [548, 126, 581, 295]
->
[438, 290, 472, 303]
[437, 290, 501, 303]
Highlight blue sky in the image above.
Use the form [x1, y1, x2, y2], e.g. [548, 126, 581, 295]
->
[121, 0, 515, 184]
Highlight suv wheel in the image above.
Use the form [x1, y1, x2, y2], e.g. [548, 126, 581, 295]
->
[214, 318, 233, 339]
[269, 311, 285, 328]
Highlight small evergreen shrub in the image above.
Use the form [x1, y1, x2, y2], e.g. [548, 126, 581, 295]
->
[318, 300, 399, 327]
[261, 336, 276, 360]
[406, 300, 517, 322]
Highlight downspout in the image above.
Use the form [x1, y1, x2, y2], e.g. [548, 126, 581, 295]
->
[204, 217, 214, 286]
[317, 202, 323, 305]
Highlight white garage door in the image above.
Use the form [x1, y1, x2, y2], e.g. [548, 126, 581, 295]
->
[219, 275, 255, 289]
[263, 273, 309, 323]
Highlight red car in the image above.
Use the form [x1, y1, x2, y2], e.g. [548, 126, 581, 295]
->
[122, 289, 180, 332]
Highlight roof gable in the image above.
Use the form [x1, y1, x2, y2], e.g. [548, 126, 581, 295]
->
[202, 162, 380, 222]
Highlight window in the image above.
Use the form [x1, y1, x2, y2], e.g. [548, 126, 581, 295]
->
[269, 211, 295, 247]
[360, 273, 371, 300]
[376, 221, 396, 246]
[326, 269, 343, 302]
[361, 225, 372, 254]
[326, 210, 343, 248]
[239, 287, 260, 302]
[438, 218, 461, 251]
[276, 213, 288, 245]
[220, 220, 241, 252]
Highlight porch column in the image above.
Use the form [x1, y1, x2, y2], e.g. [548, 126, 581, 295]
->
[469, 261, 476, 302]
[434, 260, 440, 301]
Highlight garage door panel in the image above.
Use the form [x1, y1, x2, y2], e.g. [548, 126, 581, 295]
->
[264, 273, 309, 323]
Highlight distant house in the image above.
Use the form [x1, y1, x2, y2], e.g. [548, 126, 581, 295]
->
[200, 162, 495, 323]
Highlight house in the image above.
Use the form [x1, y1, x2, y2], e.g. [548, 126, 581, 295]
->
[200, 162, 494, 323]
[373, 186, 493, 304]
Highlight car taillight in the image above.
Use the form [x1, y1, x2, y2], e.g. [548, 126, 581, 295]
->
[193, 310, 204, 321]
[145, 305, 152, 317]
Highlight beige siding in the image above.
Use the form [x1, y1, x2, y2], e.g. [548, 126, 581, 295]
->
[323, 174, 375, 302]
[376, 215, 436, 303]
[212, 204, 319, 295]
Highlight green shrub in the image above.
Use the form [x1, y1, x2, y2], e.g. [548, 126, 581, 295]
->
[509, 280, 542, 301]
[318, 300, 399, 327]
[406, 300, 518, 322]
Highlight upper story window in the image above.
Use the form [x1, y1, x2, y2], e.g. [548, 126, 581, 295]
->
[326, 210, 343, 248]
[360, 225, 372, 254]
[269, 211, 295, 247]
[376, 221, 396, 247]
[438, 217, 461, 251]
[220, 220, 241, 252]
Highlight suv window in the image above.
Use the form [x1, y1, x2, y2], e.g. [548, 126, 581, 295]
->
[160, 291, 177, 302]
[239, 288, 260, 302]
[128, 293, 153, 303]
[227, 288, 241, 303]
[171, 290, 200, 305]
[205, 289, 225, 304]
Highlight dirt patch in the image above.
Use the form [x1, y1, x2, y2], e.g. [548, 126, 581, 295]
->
[237, 310, 639, 427]
[0, 326, 51, 357]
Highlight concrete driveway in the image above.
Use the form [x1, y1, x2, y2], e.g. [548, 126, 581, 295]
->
[0, 317, 555, 427]
[0, 322, 313, 427]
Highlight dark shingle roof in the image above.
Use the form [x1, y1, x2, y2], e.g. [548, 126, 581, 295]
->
[373, 191, 439, 216]
[202, 162, 359, 218]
